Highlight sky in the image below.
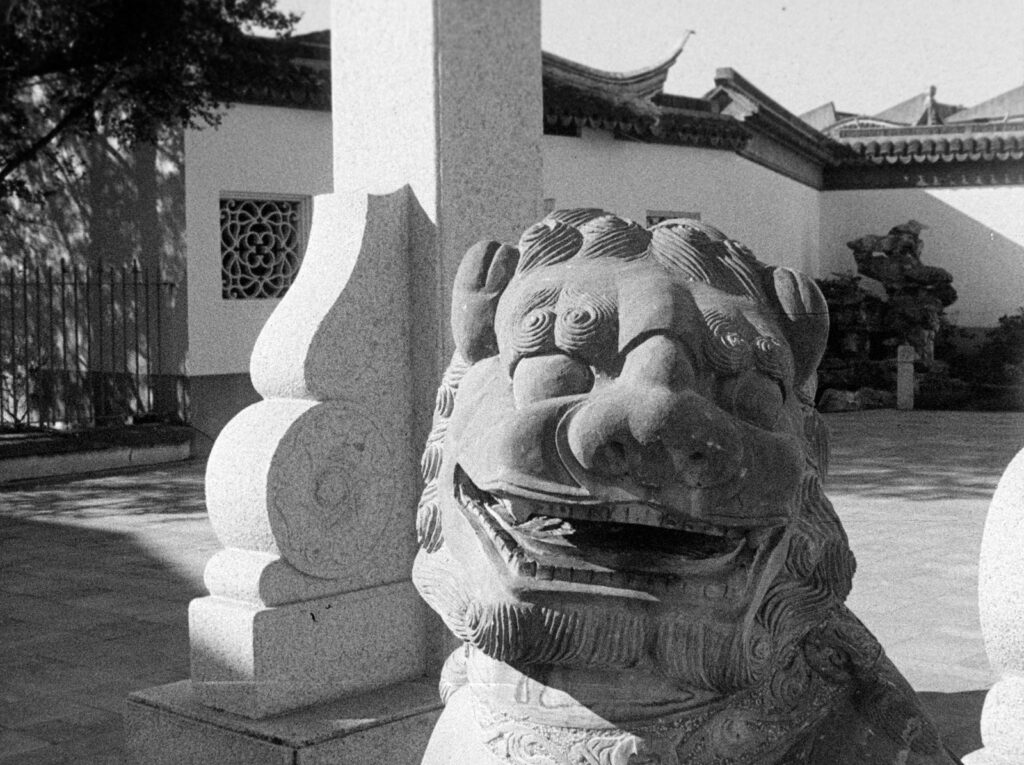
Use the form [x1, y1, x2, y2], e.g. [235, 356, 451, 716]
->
[276, 0, 1024, 118]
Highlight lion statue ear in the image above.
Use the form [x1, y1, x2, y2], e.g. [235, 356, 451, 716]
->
[768, 267, 829, 390]
[451, 240, 520, 363]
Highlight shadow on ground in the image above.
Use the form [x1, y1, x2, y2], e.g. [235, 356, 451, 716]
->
[919, 690, 986, 758]
[0, 462, 212, 764]
[0, 423, 1007, 761]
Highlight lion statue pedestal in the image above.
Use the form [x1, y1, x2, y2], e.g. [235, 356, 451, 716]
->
[413, 210, 960, 765]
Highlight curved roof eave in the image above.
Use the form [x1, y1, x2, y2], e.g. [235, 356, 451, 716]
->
[541, 39, 687, 103]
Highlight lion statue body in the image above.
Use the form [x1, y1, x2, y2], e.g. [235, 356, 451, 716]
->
[412, 210, 959, 764]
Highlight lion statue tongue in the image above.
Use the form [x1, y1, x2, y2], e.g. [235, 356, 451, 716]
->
[413, 210, 961, 765]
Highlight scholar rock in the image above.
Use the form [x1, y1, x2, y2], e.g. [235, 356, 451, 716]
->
[846, 220, 956, 364]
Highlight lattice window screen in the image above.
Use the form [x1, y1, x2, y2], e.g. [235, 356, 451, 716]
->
[220, 197, 306, 299]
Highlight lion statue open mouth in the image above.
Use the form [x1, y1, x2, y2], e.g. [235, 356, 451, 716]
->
[413, 210, 960, 764]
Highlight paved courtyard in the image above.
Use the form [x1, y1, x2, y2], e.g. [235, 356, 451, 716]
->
[0, 409, 1022, 763]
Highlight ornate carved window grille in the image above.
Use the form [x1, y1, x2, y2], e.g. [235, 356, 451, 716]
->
[646, 210, 701, 226]
[220, 197, 307, 299]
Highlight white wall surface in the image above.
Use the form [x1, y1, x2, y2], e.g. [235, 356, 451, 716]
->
[185, 103, 332, 375]
[185, 112, 1020, 376]
[820, 187, 1024, 327]
[542, 129, 823, 275]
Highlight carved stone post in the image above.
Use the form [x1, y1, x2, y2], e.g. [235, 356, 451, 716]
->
[125, 0, 541, 759]
[192, 191, 425, 717]
[190, 0, 544, 719]
[964, 447, 1024, 765]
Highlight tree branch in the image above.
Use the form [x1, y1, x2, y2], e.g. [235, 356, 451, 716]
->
[1, 50, 129, 83]
[0, 69, 116, 184]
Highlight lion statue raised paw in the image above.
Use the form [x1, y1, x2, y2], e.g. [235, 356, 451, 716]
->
[413, 210, 960, 765]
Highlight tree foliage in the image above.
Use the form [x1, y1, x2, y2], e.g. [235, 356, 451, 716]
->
[0, 0, 316, 206]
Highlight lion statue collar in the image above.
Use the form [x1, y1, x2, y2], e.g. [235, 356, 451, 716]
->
[413, 210, 960, 764]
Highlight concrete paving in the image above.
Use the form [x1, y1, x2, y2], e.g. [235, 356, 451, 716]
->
[0, 410, 1022, 763]
[0, 461, 213, 764]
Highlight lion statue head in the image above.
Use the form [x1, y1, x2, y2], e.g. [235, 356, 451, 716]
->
[413, 211, 958, 765]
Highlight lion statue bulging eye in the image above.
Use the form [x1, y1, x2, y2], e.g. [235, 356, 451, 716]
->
[514, 308, 557, 353]
[720, 371, 786, 431]
[553, 295, 618, 368]
[512, 354, 595, 406]
[502, 308, 558, 373]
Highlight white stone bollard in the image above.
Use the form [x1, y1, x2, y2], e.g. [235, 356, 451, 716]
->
[964, 447, 1024, 764]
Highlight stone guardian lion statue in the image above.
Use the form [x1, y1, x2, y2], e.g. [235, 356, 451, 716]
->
[413, 210, 960, 765]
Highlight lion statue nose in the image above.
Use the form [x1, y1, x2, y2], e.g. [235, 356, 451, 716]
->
[565, 386, 743, 490]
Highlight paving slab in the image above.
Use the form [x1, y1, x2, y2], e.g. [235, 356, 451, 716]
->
[827, 410, 1024, 695]
[0, 411, 1021, 761]
[0, 460, 213, 764]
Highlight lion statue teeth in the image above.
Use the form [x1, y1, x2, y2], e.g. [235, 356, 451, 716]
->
[413, 210, 960, 765]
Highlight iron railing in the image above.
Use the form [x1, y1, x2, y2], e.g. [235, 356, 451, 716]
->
[0, 260, 177, 430]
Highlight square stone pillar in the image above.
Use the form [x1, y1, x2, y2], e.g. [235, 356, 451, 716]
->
[126, 0, 541, 760]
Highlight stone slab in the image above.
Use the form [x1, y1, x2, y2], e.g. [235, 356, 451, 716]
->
[125, 678, 442, 765]
[190, 581, 426, 718]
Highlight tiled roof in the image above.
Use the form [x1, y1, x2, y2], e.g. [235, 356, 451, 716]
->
[238, 32, 750, 149]
[707, 69, 838, 164]
[541, 46, 682, 104]
[800, 102, 840, 132]
[823, 115, 904, 134]
[541, 48, 749, 150]
[872, 90, 960, 127]
[946, 84, 1024, 123]
[836, 124, 1024, 164]
[816, 85, 1024, 180]
[238, 31, 1023, 189]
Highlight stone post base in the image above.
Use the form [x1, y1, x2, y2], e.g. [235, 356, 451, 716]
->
[125, 679, 441, 764]
[189, 581, 425, 718]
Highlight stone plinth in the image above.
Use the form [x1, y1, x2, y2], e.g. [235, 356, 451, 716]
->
[190, 582, 424, 718]
[126, 679, 441, 765]
[964, 447, 1024, 764]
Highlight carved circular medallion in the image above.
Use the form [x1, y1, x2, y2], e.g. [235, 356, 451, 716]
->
[266, 400, 404, 579]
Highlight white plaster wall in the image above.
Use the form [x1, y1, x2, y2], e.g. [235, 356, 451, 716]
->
[820, 187, 1024, 327]
[184, 103, 332, 376]
[542, 129, 823, 276]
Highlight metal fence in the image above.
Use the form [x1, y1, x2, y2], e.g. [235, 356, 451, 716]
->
[0, 260, 177, 430]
